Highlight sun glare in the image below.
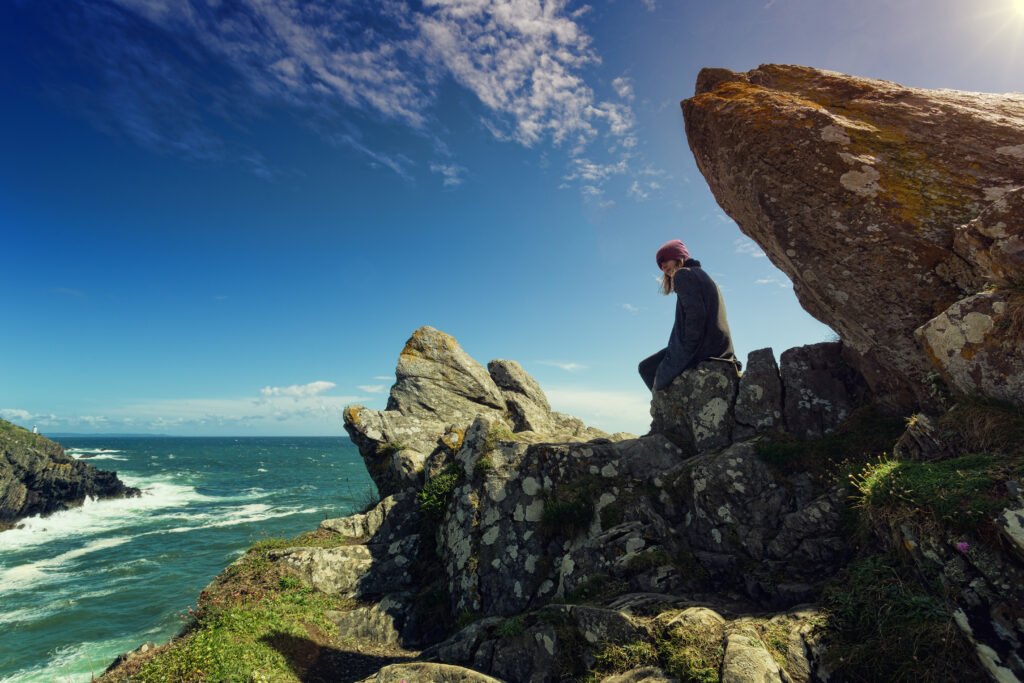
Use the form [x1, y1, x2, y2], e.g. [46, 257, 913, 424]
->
[1015, 0, 1024, 16]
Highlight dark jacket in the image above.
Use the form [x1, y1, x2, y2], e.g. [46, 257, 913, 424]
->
[652, 259, 735, 391]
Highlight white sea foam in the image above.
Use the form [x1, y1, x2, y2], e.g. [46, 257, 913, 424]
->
[162, 504, 317, 534]
[257, 467, 268, 473]
[0, 636, 143, 683]
[0, 537, 132, 595]
[73, 453, 128, 461]
[0, 478, 211, 553]
[66, 448, 123, 456]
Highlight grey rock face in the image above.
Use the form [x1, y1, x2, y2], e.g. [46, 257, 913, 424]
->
[600, 667, 678, 683]
[721, 630, 784, 683]
[734, 348, 784, 440]
[916, 289, 1024, 407]
[780, 342, 866, 439]
[681, 442, 847, 602]
[953, 186, 1024, 290]
[328, 592, 412, 646]
[344, 328, 611, 499]
[358, 662, 503, 683]
[388, 326, 508, 421]
[650, 359, 741, 453]
[488, 359, 551, 411]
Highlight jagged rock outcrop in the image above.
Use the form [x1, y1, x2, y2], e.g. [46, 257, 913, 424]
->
[651, 342, 866, 453]
[682, 64, 1024, 409]
[332, 327, 864, 683]
[345, 326, 610, 499]
[0, 419, 139, 531]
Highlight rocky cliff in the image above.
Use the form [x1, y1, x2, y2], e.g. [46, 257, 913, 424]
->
[103, 325, 1011, 683]
[683, 64, 1024, 410]
[0, 419, 139, 531]
[100, 66, 1024, 683]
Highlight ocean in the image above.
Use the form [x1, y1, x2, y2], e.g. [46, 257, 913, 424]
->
[0, 436, 372, 682]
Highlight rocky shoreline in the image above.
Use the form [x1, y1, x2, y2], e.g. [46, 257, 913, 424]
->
[0, 419, 140, 531]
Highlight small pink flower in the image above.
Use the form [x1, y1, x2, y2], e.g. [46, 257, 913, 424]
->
[955, 541, 970, 554]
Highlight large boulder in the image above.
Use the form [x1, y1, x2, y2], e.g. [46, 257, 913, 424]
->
[682, 64, 1024, 408]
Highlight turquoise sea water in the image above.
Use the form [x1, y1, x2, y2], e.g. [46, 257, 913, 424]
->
[0, 436, 372, 682]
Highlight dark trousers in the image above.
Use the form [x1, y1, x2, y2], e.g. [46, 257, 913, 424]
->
[638, 348, 667, 391]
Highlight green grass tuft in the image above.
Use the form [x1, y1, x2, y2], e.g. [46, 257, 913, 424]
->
[754, 406, 905, 483]
[815, 553, 982, 682]
[417, 463, 464, 519]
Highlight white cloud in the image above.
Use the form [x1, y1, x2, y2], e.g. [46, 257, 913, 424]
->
[628, 180, 649, 201]
[357, 385, 388, 394]
[622, 303, 639, 313]
[373, 375, 394, 381]
[1, 408, 34, 422]
[538, 360, 587, 372]
[57, 2, 663, 201]
[612, 76, 634, 101]
[545, 387, 650, 434]
[332, 132, 414, 181]
[259, 381, 336, 398]
[565, 157, 628, 183]
[429, 162, 466, 187]
[734, 237, 767, 258]
[639, 0, 658, 11]
[755, 277, 792, 288]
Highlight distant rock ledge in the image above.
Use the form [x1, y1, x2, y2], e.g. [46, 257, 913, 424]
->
[0, 418, 139, 531]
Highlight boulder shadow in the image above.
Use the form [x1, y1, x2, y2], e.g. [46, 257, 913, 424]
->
[260, 631, 416, 683]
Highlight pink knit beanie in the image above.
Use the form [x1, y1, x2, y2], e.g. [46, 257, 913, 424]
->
[655, 239, 690, 267]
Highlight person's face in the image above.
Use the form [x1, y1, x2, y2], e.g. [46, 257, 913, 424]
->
[660, 259, 682, 277]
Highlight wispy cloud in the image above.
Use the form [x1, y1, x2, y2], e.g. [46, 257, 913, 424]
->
[332, 131, 414, 181]
[4, 381, 364, 434]
[735, 237, 767, 258]
[259, 381, 336, 398]
[622, 303, 639, 313]
[429, 162, 466, 188]
[538, 360, 587, 372]
[755, 277, 792, 288]
[46, 1, 652, 195]
[639, 0, 658, 12]
[612, 76, 634, 101]
[373, 375, 394, 381]
[357, 385, 388, 394]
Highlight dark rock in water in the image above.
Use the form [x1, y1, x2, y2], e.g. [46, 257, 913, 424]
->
[0, 419, 139, 531]
[683, 64, 1024, 409]
[780, 342, 868, 439]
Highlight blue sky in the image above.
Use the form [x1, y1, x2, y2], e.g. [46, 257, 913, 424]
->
[3, 0, 1023, 436]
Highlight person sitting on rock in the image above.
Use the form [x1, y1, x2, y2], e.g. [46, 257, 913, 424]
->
[639, 238, 738, 391]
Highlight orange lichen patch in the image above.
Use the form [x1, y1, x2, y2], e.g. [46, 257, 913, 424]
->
[343, 404, 363, 426]
[399, 326, 459, 361]
[689, 80, 825, 132]
[441, 426, 465, 452]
